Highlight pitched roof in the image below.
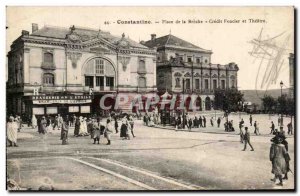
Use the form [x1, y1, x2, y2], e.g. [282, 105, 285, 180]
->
[30, 25, 148, 49]
[143, 34, 211, 52]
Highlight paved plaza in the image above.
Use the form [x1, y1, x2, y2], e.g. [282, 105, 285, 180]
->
[7, 114, 294, 190]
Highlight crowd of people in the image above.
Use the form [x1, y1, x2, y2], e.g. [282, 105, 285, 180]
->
[7, 111, 293, 187]
[6, 112, 137, 146]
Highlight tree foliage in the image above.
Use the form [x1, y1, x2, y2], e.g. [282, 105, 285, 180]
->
[214, 88, 244, 113]
[261, 95, 277, 113]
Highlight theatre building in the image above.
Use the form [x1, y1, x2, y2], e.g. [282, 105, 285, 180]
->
[142, 33, 239, 111]
[7, 24, 157, 116]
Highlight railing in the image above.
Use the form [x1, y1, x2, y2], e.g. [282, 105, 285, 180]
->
[41, 62, 56, 70]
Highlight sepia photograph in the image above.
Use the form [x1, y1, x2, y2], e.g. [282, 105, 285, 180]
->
[5, 6, 295, 191]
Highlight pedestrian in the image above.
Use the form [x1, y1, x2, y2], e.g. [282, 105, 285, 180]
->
[278, 116, 281, 126]
[61, 117, 69, 145]
[114, 117, 119, 133]
[203, 116, 206, 128]
[254, 121, 257, 135]
[254, 121, 260, 135]
[270, 137, 288, 186]
[242, 127, 254, 151]
[210, 117, 214, 127]
[239, 124, 244, 143]
[7, 116, 18, 147]
[74, 116, 80, 137]
[87, 118, 94, 138]
[53, 116, 58, 130]
[32, 115, 37, 129]
[92, 119, 101, 144]
[217, 117, 221, 128]
[120, 117, 129, 139]
[193, 117, 198, 128]
[249, 114, 253, 126]
[143, 115, 146, 126]
[188, 118, 192, 131]
[40, 116, 47, 134]
[15, 115, 22, 132]
[287, 122, 293, 135]
[129, 115, 135, 137]
[199, 116, 203, 128]
[239, 118, 244, 131]
[105, 118, 114, 145]
[46, 115, 52, 133]
[270, 121, 275, 134]
[37, 116, 41, 133]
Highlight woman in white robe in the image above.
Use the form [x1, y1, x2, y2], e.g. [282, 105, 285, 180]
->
[32, 115, 37, 129]
[7, 117, 18, 147]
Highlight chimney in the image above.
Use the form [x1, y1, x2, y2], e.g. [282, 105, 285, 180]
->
[151, 34, 156, 41]
[21, 30, 29, 36]
[32, 23, 38, 33]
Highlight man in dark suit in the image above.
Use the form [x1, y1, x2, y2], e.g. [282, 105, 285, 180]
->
[242, 127, 254, 151]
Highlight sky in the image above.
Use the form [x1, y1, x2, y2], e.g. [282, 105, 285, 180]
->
[6, 6, 294, 90]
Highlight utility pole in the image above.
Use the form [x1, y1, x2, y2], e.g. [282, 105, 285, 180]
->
[280, 81, 284, 127]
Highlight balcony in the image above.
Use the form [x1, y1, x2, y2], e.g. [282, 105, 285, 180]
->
[41, 62, 56, 70]
[84, 86, 116, 92]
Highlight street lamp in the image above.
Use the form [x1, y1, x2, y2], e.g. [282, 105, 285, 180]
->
[280, 81, 284, 127]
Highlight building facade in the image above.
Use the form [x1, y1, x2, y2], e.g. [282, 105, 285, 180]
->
[142, 34, 239, 111]
[289, 53, 294, 98]
[7, 24, 157, 116]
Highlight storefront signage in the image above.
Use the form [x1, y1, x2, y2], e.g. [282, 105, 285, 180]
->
[32, 95, 92, 105]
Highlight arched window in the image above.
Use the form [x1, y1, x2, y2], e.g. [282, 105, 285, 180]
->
[43, 73, 54, 86]
[44, 52, 53, 63]
[175, 78, 181, 87]
[138, 77, 146, 88]
[138, 59, 146, 73]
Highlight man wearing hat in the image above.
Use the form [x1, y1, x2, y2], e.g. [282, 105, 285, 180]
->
[270, 136, 288, 186]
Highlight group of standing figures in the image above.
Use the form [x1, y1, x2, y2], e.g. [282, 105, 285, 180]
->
[28, 113, 137, 145]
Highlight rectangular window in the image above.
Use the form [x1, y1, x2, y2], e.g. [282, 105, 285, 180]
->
[106, 77, 114, 87]
[46, 107, 57, 114]
[205, 79, 209, 89]
[96, 76, 104, 87]
[213, 79, 217, 89]
[195, 79, 200, 89]
[69, 106, 79, 113]
[187, 57, 192, 63]
[221, 80, 225, 89]
[95, 59, 104, 74]
[185, 79, 190, 89]
[85, 76, 94, 87]
[196, 58, 200, 64]
[80, 106, 90, 113]
[33, 107, 44, 115]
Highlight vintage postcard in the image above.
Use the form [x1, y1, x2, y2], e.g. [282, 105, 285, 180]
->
[6, 6, 295, 191]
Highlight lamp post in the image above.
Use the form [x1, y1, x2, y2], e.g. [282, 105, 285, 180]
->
[280, 81, 284, 127]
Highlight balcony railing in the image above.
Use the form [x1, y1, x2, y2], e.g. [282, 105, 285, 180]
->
[41, 62, 56, 70]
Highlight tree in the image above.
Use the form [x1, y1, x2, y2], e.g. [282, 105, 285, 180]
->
[214, 88, 244, 113]
[286, 97, 295, 117]
[261, 95, 277, 113]
[277, 94, 288, 115]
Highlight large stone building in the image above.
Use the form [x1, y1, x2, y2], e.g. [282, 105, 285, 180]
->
[289, 53, 294, 98]
[142, 34, 239, 111]
[7, 24, 157, 116]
